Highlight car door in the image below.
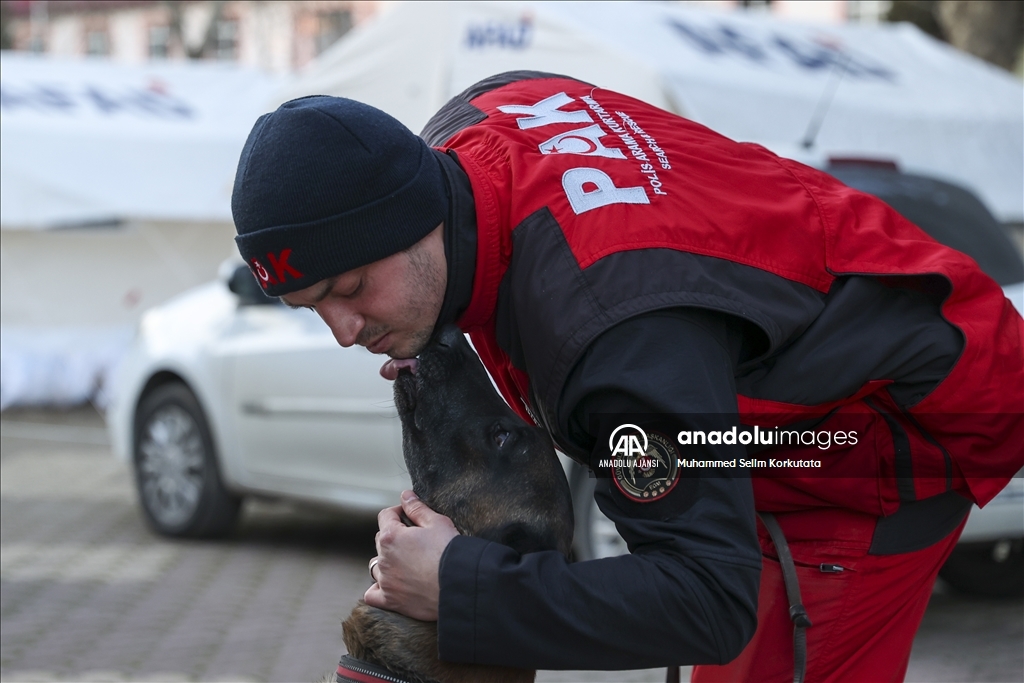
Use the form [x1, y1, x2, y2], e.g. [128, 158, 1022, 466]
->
[220, 303, 408, 508]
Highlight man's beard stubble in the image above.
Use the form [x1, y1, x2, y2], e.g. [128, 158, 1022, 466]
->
[377, 238, 446, 359]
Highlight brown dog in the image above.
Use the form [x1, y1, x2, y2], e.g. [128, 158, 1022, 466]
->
[338, 325, 575, 683]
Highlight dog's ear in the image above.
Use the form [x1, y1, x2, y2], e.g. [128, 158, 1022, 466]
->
[478, 521, 563, 556]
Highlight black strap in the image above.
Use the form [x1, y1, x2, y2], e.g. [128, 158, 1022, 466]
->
[759, 512, 812, 683]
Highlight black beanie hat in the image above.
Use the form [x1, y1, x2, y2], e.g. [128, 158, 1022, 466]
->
[231, 95, 447, 297]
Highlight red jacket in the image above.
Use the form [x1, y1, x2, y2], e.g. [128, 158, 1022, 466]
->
[425, 73, 1023, 512]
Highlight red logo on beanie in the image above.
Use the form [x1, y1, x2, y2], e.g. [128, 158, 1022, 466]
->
[250, 258, 272, 287]
[249, 249, 303, 289]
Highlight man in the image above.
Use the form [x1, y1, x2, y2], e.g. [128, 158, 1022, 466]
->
[231, 72, 1023, 680]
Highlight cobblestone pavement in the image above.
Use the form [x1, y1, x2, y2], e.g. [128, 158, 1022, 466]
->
[2, 408, 1021, 683]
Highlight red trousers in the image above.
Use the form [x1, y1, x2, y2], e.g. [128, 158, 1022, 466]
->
[692, 508, 966, 683]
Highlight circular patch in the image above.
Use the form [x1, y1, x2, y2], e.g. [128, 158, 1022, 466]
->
[612, 430, 680, 503]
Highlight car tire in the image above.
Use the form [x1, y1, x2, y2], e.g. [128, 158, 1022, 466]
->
[939, 539, 1024, 598]
[570, 465, 629, 561]
[133, 382, 241, 537]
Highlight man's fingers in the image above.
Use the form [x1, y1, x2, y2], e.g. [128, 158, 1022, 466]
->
[364, 582, 386, 608]
[400, 490, 449, 528]
[368, 556, 380, 583]
[377, 504, 403, 529]
[364, 493, 454, 622]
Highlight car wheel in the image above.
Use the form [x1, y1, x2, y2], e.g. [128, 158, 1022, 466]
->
[939, 539, 1024, 598]
[133, 382, 240, 537]
[571, 465, 629, 561]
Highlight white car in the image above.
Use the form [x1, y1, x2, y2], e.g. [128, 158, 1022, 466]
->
[107, 165, 1023, 596]
[107, 269, 410, 536]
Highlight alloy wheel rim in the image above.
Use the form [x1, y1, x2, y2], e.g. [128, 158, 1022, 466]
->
[138, 405, 205, 527]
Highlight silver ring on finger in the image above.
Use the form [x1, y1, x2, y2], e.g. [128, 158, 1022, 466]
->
[368, 557, 380, 583]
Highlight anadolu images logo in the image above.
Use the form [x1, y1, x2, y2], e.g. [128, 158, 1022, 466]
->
[605, 424, 680, 503]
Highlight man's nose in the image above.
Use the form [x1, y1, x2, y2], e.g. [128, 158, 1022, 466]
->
[316, 303, 364, 347]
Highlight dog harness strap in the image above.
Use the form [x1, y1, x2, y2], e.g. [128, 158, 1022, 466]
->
[758, 512, 812, 683]
[335, 655, 413, 683]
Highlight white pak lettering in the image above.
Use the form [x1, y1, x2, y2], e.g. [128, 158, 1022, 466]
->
[497, 92, 593, 129]
[538, 124, 626, 160]
[562, 168, 650, 215]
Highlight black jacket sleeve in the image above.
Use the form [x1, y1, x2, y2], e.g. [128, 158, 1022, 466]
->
[437, 309, 762, 669]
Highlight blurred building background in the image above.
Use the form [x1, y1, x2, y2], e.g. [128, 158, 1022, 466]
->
[0, 1, 382, 72]
[2, 2, 1022, 75]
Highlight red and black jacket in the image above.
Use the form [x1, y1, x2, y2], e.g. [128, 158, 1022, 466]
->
[424, 72, 1024, 514]
[421, 72, 1022, 669]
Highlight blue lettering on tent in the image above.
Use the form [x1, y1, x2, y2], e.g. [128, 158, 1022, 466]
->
[667, 18, 895, 81]
[772, 36, 894, 80]
[718, 25, 769, 62]
[127, 88, 193, 117]
[465, 18, 533, 50]
[0, 83, 194, 117]
[85, 86, 123, 113]
[35, 86, 77, 111]
[667, 19, 724, 54]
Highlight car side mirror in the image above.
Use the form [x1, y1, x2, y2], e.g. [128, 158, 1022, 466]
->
[227, 264, 280, 306]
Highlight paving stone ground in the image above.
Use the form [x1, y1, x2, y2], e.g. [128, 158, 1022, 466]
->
[1, 407, 1020, 683]
[1, 408, 379, 683]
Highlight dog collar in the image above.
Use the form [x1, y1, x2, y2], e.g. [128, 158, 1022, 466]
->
[335, 655, 416, 683]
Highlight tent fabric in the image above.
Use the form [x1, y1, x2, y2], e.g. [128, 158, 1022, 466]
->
[0, 221, 238, 410]
[0, 52, 278, 229]
[1, 54, 273, 409]
[277, 1, 1023, 223]
[0, 325, 133, 410]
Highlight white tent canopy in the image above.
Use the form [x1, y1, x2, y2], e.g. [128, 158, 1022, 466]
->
[1, 54, 276, 408]
[1, 52, 277, 229]
[278, 0, 1023, 223]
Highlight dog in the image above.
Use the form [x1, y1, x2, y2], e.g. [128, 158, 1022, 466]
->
[336, 325, 575, 683]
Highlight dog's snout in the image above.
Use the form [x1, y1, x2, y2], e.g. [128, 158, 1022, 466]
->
[435, 324, 465, 349]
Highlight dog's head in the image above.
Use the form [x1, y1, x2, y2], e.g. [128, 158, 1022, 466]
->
[392, 325, 574, 557]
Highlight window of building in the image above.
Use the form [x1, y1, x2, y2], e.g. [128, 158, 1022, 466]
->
[317, 10, 353, 55]
[149, 25, 171, 59]
[28, 1, 47, 53]
[86, 29, 109, 56]
[847, 0, 892, 24]
[214, 19, 238, 60]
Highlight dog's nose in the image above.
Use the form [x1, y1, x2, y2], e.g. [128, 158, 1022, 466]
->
[435, 324, 465, 349]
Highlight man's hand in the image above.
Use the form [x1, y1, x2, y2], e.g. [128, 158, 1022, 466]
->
[364, 490, 459, 621]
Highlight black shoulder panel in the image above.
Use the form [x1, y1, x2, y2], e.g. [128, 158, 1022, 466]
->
[454, 70, 591, 103]
[420, 100, 487, 148]
[735, 275, 963, 408]
[420, 71, 590, 147]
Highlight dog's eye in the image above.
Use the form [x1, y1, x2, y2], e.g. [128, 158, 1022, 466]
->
[494, 429, 510, 448]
